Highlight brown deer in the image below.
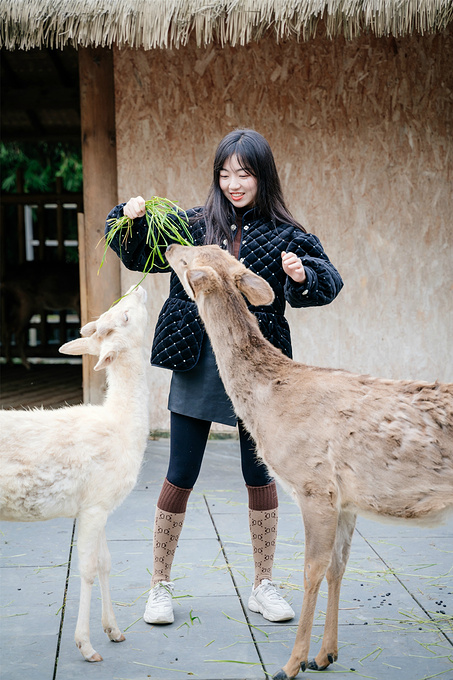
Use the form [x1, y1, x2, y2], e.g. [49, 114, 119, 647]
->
[165, 243, 453, 679]
[1, 261, 80, 368]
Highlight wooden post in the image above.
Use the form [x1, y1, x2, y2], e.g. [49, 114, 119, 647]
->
[78, 47, 120, 404]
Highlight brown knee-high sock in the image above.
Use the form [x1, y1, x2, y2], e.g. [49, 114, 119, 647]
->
[247, 481, 279, 588]
[151, 478, 192, 587]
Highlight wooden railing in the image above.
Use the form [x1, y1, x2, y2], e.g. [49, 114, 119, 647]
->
[0, 170, 83, 363]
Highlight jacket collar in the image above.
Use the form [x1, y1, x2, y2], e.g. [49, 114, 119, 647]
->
[238, 205, 261, 222]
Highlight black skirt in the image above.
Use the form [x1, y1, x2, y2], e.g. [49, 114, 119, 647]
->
[168, 335, 237, 427]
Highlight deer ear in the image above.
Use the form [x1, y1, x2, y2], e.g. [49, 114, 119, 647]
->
[80, 321, 97, 337]
[235, 271, 274, 306]
[59, 337, 93, 356]
[185, 268, 213, 299]
[94, 349, 116, 371]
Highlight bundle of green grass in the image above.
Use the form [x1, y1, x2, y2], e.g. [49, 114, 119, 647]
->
[102, 197, 193, 273]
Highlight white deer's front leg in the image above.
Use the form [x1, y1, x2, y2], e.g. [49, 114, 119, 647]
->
[98, 528, 125, 643]
[75, 509, 108, 661]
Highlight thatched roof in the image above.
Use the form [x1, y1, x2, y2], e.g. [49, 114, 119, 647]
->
[1, 0, 452, 50]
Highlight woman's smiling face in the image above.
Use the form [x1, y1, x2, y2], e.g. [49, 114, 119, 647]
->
[219, 155, 258, 209]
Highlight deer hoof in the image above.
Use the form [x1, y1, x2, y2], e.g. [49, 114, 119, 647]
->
[273, 671, 290, 680]
[87, 652, 103, 662]
[112, 633, 125, 643]
[307, 658, 328, 671]
[105, 627, 125, 642]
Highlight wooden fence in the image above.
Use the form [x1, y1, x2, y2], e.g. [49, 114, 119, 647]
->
[0, 170, 83, 363]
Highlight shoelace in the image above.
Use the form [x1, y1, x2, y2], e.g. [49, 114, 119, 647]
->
[259, 582, 281, 600]
[151, 584, 173, 603]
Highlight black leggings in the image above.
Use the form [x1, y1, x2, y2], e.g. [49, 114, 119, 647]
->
[166, 411, 273, 489]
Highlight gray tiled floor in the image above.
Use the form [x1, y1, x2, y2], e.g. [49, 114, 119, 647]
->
[1, 439, 452, 680]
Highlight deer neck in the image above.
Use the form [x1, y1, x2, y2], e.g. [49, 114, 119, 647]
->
[198, 288, 281, 406]
[103, 346, 150, 425]
[101, 345, 150, 485]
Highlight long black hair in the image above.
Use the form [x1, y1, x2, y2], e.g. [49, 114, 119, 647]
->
[202, 129, 306, 249]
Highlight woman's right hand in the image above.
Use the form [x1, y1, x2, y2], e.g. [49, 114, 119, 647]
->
[123, 196, 146, 219]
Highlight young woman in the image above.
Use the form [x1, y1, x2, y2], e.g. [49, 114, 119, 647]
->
[105, 129, 343, 625]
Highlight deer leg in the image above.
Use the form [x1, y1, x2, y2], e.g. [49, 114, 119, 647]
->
[308, 510, 357, 671]
[4, 330, 12, 364]
[74, 510, 108, 662]
[274, 495, 339, 680]
[17, 329, 31, 369]
[98, 528, 125, 643]
[16, 299, 32, 369]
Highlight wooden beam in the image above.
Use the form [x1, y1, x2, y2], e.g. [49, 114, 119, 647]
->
[2, 86, 79, 110]
[78, 47, 120, 404]
[0, 130, 82, 143]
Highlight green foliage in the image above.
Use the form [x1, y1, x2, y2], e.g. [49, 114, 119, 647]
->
[0, 141, 83, 193]
[103, 197, 193, 274]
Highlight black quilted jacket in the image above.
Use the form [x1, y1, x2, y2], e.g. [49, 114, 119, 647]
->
[105, 204, 343, 371]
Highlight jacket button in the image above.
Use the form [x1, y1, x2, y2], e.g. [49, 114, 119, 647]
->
[302, 289, 309, 296]
[231, 224, 236, 230]
[244, 225, 249, 230]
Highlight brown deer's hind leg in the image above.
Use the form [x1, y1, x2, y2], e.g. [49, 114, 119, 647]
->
[274, 493, 340, 680]
[309, 510, 357, 671]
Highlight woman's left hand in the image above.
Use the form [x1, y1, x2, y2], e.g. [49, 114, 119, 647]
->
[281, 251, 307, 284]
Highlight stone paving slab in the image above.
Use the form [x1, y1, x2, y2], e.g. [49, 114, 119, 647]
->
[0, 517, 74, 567]
[58, 590, 264, 679]
[1, 438, 452, 680]
[0, 564, 67, 680]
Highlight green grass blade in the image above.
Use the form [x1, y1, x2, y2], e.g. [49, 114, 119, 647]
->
[100, 196, 193, 274]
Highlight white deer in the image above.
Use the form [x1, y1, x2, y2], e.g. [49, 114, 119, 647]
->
[0, 285, 150, 662]
[165, 243, 453, 679]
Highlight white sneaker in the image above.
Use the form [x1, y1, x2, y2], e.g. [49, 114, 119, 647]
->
[248, 579, 295, 622]
[143, 581, 175, 624]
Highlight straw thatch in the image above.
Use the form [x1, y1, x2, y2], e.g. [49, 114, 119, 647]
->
[1, 0, 452, 50]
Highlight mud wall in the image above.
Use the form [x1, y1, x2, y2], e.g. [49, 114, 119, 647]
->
[112, 27, 452, 431]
